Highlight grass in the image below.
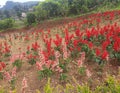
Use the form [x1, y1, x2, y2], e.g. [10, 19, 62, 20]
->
[0, 19, 24, 32]
[13, 20, 25, 29]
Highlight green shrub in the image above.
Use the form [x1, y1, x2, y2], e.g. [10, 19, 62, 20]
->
[0, 18, 14, 30]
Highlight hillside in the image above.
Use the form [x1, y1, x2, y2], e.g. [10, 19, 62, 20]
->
[0, 10, 120, 93]
[0, 1, 39, 10]
[0, 1, 39, 20]
[0, 1, 120, 92]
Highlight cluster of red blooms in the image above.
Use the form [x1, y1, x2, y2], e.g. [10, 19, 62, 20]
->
[32, 42, 40, 51]
[0, 42, 11, 54]
[0, 62, 6, 71]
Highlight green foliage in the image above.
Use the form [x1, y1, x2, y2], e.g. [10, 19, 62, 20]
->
[44, 78, 53, 93]
[77, 84, 91, 93]
[35, 1, 63, 21]
[78, 67, 86, 76]
[0, 18, 14, 30]
[81, 44, 89, 53]
[0, 1, 39, 20]
[0, 87, 16, 93]
[0, 72, 3, 80]
[4, 53, 11, 58]
[10, 78, 16, 90]
[38, 68, 53, 80]
[12, 59, 22, 69]
[28, 58, 36, 65]
[81, 5, 89, 13]
[36, 89, 41, 93]
[33, 0, 120, 22]
[64, 83, 74, 93]
[0, 75, 120, 93]
[59, 73, 67, 81]
[71, 49, 80, 59]
[0, 87, 6, 93]
[26, 12, 36, 25]
[95, 76, 120, 93]
[113, 52, 120, 61]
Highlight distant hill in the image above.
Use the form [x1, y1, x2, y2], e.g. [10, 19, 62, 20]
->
[0, 1, 39, 19]
[0, 1, 39, 10]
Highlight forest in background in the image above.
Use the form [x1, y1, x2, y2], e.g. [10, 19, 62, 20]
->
[0, 0, 120, 30]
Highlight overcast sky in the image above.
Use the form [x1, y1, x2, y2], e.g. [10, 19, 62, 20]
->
[0, 0, 44, 6]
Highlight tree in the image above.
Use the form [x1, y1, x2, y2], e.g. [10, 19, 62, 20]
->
[13, 5, 22, 19]
[0, 18, 15, 30]
[4, 10, 11, 18]
[26, 12, 36, 25]
[34, 0, 120, 21]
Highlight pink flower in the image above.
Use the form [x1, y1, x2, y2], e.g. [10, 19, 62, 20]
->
[86, 69, 92, 78]
[55, 51, 61, 63]
[11, 67, 17, 77]
[81, 52, 85, 62]
[4, 71, 12, 82]
[38, 47, 46, 65]
[10, 54, 24, 63]
[21, 77, 28, 93]
[55, 51, 61, 59]
[51, 61, 58, 70]
[77, 59, 83, 67]
[45, 60, 52, 68]
[56, 66, 63, 73]
[36, 62, 43, 70]
[9, 90, 13, 93]
[62, 40, 68, 59]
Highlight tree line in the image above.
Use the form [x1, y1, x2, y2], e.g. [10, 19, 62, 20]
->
[32, 0, 120, 22]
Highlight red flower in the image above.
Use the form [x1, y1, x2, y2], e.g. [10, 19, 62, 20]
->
[95, 48, 101, 56]
[0, 62, 6, 71]
[0, 62, 6, 68]
[77, 47, 81, 51]
[73, 40, 79, 48]
[113, 37, 120, 51]
[75, 29, 80, 36]
[102, 40, 110, 50]
[86, 30, 91, 39]
[32, 42, 39, 51]
[53, 34, 62, 47]
[46, 38, 52, 53]
[88, 42, 93, 49]
[27, 46, 30, 51]
[0, 65, 2, 71]
[101, 50, 109, 60]
[113, 42, 119, 51]
[64, 28, 74, 45]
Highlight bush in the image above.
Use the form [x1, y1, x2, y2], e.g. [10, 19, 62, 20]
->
[26, 13, 36, 26]
[0, 18, 14, 30]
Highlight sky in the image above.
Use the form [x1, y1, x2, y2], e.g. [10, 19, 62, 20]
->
[0, 0, 44, 7]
